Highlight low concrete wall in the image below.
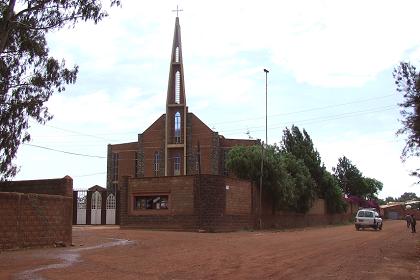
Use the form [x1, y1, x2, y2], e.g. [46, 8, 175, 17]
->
[0, 192, 72, 250]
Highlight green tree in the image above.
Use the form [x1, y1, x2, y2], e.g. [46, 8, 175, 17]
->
[363, 177, 383, 200]
[0, 0, 120, 180]
[281, 125, 346, 213]
[226, 145, 315, 213]
[393, 62, 420, 182]
[384, 196, 396, 204]
[281, 125, 324, 195]
[333, 156, 367, 196]
[397, 192, 418, 202]
[281, 153, 316, 213]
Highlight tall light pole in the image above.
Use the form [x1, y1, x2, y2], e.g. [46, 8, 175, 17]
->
[264, 69, 269, 145]
[259, 68, 269, 229]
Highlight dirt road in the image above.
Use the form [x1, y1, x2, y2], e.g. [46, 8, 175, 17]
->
[1, 220, 419, 279]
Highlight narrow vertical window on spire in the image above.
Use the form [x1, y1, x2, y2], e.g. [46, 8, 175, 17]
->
[175, 71, 180, 104]
[174, 153, 181, 175]
[174, 112, 181, 143]
[175, 47, 180, 63]
[153, 151, 160, 176]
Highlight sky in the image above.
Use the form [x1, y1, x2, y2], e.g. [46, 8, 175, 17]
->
[13, 0, 420, 199]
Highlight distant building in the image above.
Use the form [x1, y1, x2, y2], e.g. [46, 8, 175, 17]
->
[106, 16, 257, 191]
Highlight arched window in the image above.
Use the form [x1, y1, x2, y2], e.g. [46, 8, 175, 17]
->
[174, 153, 181, 175]
[174, 112, 181, 143]
[175, 47, 180, 63]
[175, 71, 180, 104]
[153, 151, 160, 176]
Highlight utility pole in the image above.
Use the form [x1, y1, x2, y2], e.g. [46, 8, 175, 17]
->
[259, 141, 264, 229]
[259, 69, 269, 230]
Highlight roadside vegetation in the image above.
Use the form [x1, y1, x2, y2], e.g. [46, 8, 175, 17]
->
[227, 125, 383, 214]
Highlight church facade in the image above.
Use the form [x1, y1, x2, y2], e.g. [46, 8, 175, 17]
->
[106, 16, 257, 191]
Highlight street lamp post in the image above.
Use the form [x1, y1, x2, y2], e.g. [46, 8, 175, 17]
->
[264, 69, 269, 145]
[259, 69, 269, 229]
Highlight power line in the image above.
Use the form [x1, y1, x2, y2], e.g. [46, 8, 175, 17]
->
[73, 172, 106, 178]
[23, 143, 106, 159]
[27, 104, 397, 149]
[28, 94, 396, 143]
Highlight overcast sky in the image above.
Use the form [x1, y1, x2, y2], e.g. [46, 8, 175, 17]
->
[14, 0, 420, 199]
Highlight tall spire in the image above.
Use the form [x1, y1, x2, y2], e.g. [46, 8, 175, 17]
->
[165, 16, 187, 176]
[166, 16, 186, 105]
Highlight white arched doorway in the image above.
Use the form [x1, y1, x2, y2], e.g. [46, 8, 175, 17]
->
[91, 191, 102, 225]
[106, 193, 116, 224]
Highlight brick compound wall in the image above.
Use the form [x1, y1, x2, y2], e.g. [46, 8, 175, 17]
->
[0, 176, 73, 250]
[121, 175, 254, 232]
[121, 175, 352, 232]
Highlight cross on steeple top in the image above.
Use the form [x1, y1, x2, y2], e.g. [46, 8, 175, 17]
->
[172, 5, 183, 17]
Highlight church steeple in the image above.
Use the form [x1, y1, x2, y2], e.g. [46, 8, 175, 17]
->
[165, 15, 187, 176]
[166, 16, 186, 106]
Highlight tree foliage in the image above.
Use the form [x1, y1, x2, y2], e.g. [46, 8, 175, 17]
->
[393, 62, 420, 159]
[281, 125, 347, 213]
[393, 62, 420, 182]
[226, 144, 316, 213]
[0, 0, 120, 180]
[281, 125, 324, 195]
[333, 156, 382, 199]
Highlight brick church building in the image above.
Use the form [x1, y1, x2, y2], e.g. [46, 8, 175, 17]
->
[106, 16, 257, 192]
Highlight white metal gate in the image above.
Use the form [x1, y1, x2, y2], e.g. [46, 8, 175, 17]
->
[106, 194, 116, 224]
[91, 191, 102, 225]
[76, 191, 87, 224]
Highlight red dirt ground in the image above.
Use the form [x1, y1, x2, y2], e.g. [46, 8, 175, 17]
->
[1, 220, 419, 279]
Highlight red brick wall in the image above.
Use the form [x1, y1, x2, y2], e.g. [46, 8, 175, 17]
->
[110, 142, 138, 184]
[0, 176, 73, 197]
[189, 113, 214, 175]
[142, 115, 165, 177]
[261, 212, 353, 229]
[198, 175, 255, 232]
[0, 192, 72, 250]
[225, 177, 252, 215]
[120, 175, 255, 232]
[120, 176, 198, 230]
[381, 204, 420, 220]
[0, 177, 73, 250]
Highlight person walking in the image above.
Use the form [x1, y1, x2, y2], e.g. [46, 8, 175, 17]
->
[405, 214, 412, 229]
[411, 214, 416, 233]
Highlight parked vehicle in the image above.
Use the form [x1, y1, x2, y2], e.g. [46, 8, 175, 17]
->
[355, 208, 383, 231]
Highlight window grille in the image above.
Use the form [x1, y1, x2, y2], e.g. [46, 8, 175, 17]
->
[106, 194, 116, 209]
[175, 71, 180, 103]
[174, 153, 181, 175]
[112, 153, 119, 182]
[175, 47, 179, 63]
[153, 151, 160, 176]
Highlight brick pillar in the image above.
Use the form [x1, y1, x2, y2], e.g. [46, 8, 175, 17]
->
[86, 191, 92, 225]
[72, 191, 78, 225]
[61, 176, 73, 197]
[101, 191, 107, 225]
[116, 190, 121, 225]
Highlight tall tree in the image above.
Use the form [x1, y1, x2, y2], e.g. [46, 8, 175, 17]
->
[281, 126, 324, 194]
[363, 177, 383, 200]
[226, 145, 315, 213]
[333, 156, 383, 200]
[281, 125, 347, 213]
[0, 0, 120, 180]
[393, 62, 420, 181]
[397, 192, 418, 202]
[333, 156, 365, 196]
